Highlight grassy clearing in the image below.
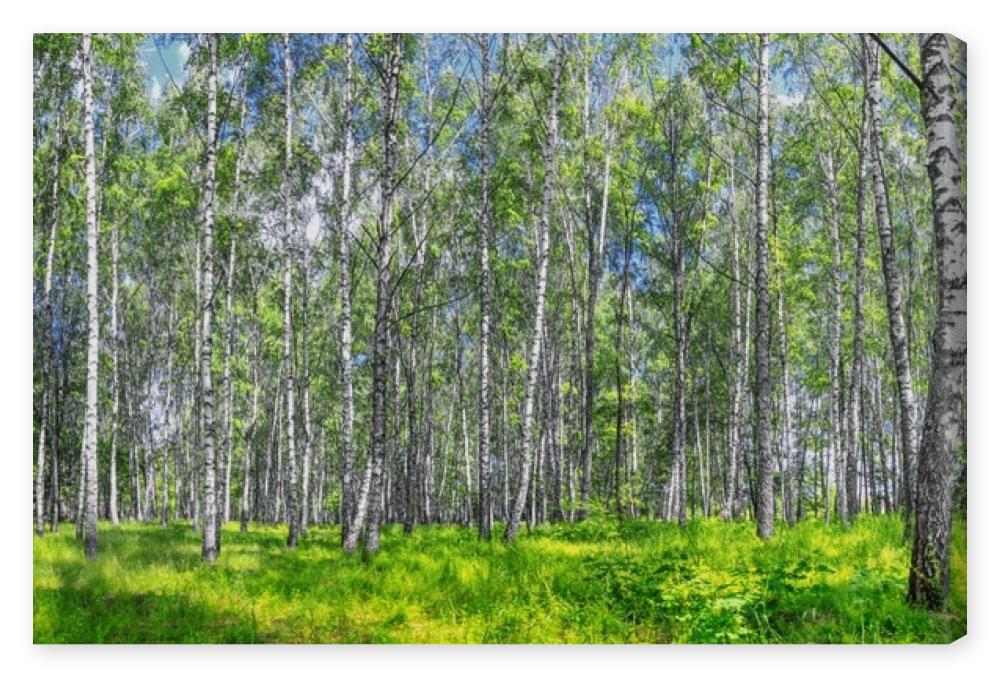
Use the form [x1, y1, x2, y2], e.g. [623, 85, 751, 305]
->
[33, 515, 966, 643]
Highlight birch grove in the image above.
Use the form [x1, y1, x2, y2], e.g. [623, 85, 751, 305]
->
[33, 32, 966, 613]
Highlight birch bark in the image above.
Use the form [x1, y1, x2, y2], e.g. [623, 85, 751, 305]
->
[865, 34, 920, 531]
[909, 33, 966, 609]
[753, 33, 774, 540]
[505, 34, 564, 542]
[199, 33, 220, 562]
[477, 32, 494, 540]
[282, 33, 300, 549]
[338, 34, 356, 546]
[81, 32, 100, 558]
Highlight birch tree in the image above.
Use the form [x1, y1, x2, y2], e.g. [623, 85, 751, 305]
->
[824, 150, 847, 525]
[865, 34, 920, 531]
[753, 33, 774, 540]
[223, 93, 247, 526]
[846, 41, 871, 523]
[908, 33, 966, 610]
[338, 33, 357, 548]
[344, 33, 402, 555]
[199, 33, 220, 563]
[283, 33, 300, 550]
[81, 32, 99, 558]
[476, 32, 494, 540]
[505, 33, 564, 543]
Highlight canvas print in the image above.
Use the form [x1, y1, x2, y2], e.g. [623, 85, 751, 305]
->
[32, 33, 966, 644]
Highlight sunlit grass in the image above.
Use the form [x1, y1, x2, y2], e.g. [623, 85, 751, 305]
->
[32, 515, 966, 643]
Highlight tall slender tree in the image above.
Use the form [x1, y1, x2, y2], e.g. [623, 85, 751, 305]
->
[345, 33, 402, 556]
[81, 32, 100, 559]
[847, 41, 871, 522]
[338, 33, 356, 547]
[753, 32, 774, 540]
[199, 33, 220, 563]
[505, 33, 564, 543]
[908, 33, 966, 610]
[865, 34, 920, 532]
[476, 32, 494, 541]
[824, 151, 847, 525]
[283, 33, 300, 550]
[224, 92, 247, 526]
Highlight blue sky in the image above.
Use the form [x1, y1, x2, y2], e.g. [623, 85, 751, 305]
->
[134, 33, 800, 95]
[139, 36, 189, 100]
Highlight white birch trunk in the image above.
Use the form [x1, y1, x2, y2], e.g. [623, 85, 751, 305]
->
[477, 32, 494, 540]
[865, 34, 920, 530]
[752, 33, 774, 539]
[282, 33, 300, 549]
[199, 33, 220, 562]
[338, 34, 356, 547]
[909, 33, 966, 609]
[505, 34, 564, 542]
[824, 152, 847, 525]
[81, 33, 100, 558]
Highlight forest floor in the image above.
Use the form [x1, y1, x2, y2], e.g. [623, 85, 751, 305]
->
[33, 514, 966, 643]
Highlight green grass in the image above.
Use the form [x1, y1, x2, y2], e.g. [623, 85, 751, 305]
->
[33, 515, 966, 643]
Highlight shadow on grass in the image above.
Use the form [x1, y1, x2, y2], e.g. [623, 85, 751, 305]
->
[36, 557, 258, 643]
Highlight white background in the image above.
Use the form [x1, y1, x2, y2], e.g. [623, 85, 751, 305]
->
[3, 2, 995, 683]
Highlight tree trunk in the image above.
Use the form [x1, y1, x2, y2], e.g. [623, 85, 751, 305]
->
[824, 152, 848, 526]
[162, 301, 176, 527]
[199, 33, 220, 563]
[668, 115, 687, 527]
[421, 309, 438, 523]
[777, 266, 794, 524]
[347, 33, 401, 555]
[107, 216, 122, 527]
[477, 32, 494, 540]
[908, 33, 966, 610]
[501, 348, 511, 521]
[847, 65, 870, 522]
[505, 34, 564, 543]
[241, 282, 261, 534]
[221, 95, 246, 527]
[191, 236, 202, 533]
[865, 34, 920, 533]
[81, 32, 100, 559]
[453, 304, 473, 526]
[722, 158, 743, 521]
[872, 358, 891, 514]
[282, 33, 300, 550]
[338, 33, 356, 547]
[753, 33, 774, 540]
[300, 243, 313, 536]
[626, 285, 639, 517]
[362, 33, 402, 554]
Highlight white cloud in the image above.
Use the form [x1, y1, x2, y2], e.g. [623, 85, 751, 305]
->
[177, 41, 191, 64]
[150, 76, 162, 103]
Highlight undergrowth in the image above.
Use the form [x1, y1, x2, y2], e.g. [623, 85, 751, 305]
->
[33, 515, 966, 643]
